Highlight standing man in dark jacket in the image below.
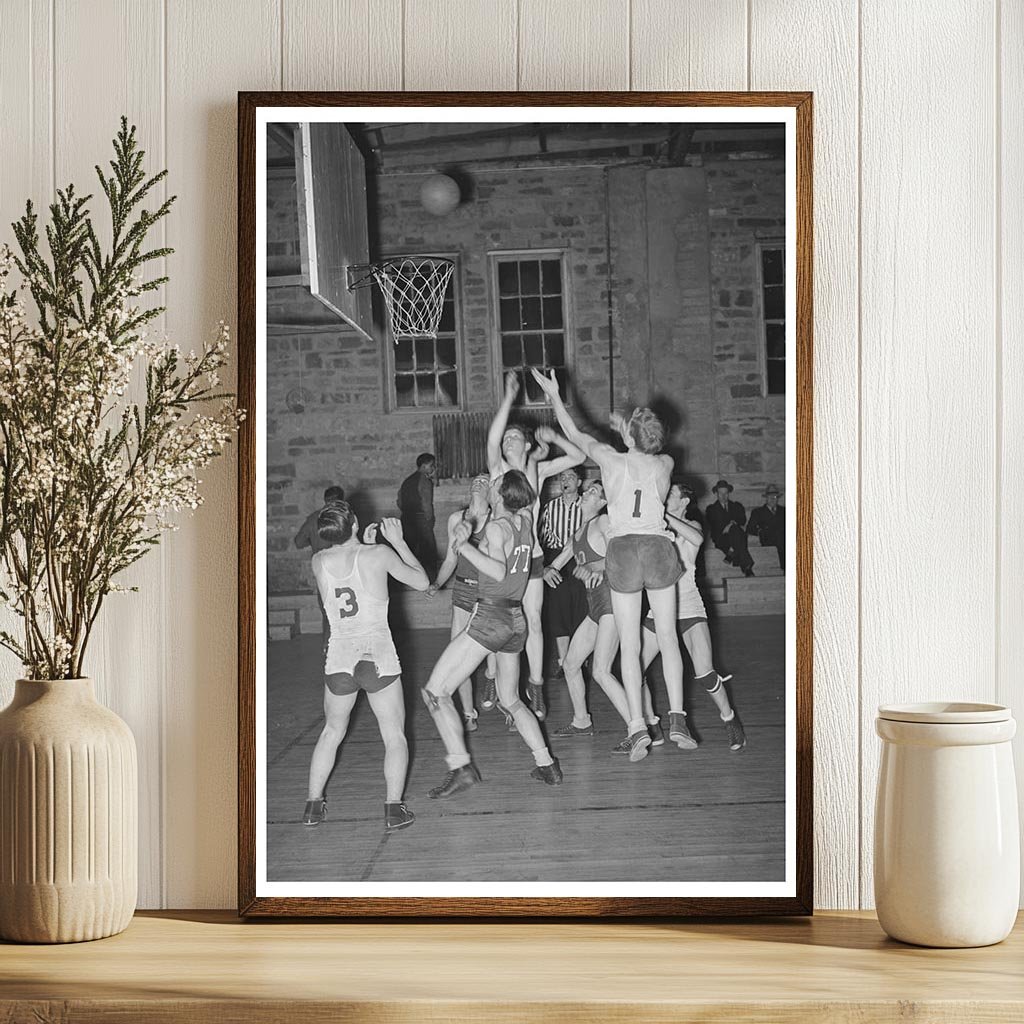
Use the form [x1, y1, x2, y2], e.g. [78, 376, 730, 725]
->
[397, 453, 438, 577]
[747, 484, 786, 571]
[705, 479, 755, 577]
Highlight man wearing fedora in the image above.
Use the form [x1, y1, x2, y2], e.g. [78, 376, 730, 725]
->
[705, 479, 755, 577]
[748, 484, 786, 571]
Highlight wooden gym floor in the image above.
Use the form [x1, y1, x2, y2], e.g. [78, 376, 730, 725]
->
[266, 616, 786, 883]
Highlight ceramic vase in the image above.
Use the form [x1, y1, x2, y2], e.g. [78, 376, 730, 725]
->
[0, 678, 137, 943]
[874, 702, 1019, 947]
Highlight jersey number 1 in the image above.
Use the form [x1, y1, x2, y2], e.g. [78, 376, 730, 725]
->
[632, 489, 642, 518]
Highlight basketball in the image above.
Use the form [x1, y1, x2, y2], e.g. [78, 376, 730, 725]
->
[420, 173, 461, 215]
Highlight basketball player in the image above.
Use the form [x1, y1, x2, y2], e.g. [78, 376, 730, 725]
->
[642, 482, 747, 751]
[531, 368, 684, 763]
[422, 469, 562, 798]
[427, 474, 494, 731]
[303, 505, 429, 832]
[487, 371, 585, 721]
[546, 480, 663, 747]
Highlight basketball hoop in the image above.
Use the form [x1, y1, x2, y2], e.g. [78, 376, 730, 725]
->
[348, 257, 454, 341]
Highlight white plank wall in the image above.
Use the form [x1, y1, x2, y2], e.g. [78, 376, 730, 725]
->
[0, 0, 1017, 910]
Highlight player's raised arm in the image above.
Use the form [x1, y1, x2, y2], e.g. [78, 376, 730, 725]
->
[486, 370, 520, 475]
[428, 509, 464, 594]
[666, 512, 704, 547]
[531, 368, 617, 470]
[456, 519, 508, 582]
[378, 517, 430, 591]
[534, 425, 586, 484]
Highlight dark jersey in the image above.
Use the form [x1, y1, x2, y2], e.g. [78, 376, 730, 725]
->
[478, 510, 534, 604]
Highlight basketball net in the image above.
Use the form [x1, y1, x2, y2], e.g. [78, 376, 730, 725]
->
[372, 257, 455, 341]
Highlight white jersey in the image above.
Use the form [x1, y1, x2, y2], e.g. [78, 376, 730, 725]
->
[313, 546, 401, 678]
[673, 535, 707, 619]
[603, 450, 671, 540]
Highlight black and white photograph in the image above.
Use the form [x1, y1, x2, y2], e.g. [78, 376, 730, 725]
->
[247, 100, 806, 909]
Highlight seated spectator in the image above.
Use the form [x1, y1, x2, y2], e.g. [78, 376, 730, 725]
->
[747, 484, 786, 571]
[705, 479, 755, 577]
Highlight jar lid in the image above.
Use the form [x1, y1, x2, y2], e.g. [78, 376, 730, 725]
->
[877, 702, 1011, 724]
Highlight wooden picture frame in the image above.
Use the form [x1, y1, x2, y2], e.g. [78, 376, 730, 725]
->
[238, 91, 813, 917]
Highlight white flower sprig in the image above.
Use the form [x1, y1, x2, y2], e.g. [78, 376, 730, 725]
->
[0, 119, 241, 679]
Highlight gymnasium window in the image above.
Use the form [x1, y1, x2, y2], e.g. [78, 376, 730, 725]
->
[491, 251, 570, 406]
[760, 244, 786, 396]
[389, 256, 460, 409]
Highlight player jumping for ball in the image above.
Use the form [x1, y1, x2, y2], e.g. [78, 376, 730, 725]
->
[642, 481, 747, 751]
[303, 504, 429, 833]
[531, 368, 685, 763]
[544, 480, 662, 747]
[423, 469, 562, 798]
[427, 474, 495, 731]
[487, 370, 585, 721]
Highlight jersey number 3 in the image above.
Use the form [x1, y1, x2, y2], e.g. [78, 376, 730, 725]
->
[333, 587, 360, 618]
[632, 488, 643, 518]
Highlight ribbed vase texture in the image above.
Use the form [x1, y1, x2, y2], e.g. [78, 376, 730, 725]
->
[0, 678, 137, 942]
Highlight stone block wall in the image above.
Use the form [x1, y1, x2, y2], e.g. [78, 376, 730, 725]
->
[266, 153, 786, 593]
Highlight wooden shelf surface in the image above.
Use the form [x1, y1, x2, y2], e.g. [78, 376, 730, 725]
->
[2, 910, 1023, 1022]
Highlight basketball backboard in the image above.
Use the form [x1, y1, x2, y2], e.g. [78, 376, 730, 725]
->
[294, 122, 374, 340]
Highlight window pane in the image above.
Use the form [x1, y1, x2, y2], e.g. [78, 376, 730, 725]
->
[766, 323, 785, 359]
[395, 338, 413, 372]
[437, 336, 456, 370]
[541, 259, 562, 295]
[545, 333, 565, 367]
[520, 296, 542, 331]
[523, 368, 543, 403]
[500, 297, 520, 332]
[438, 371, 458, 407]
[519, 260, 540, 295]
[415, 337, 435, 368]
[415, 373, 437, 406]
[502, 336, 522, 368]
[542, 296, 563, 329]
[763, 284, 785, 321]
[395, 374, 415, 407]
[767, 360, 786, 395]
[523, 334, 544, 366]
[762, 248, 784, 286]
[498, 261, 518, 296]
[552, 367, 570, 396]
[438, 294, 455, 333]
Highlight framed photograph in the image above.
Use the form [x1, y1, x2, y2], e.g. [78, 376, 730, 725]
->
[238, 91, 812, 916]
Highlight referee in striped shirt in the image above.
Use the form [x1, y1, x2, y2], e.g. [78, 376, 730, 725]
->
[540, 466, 589, 678]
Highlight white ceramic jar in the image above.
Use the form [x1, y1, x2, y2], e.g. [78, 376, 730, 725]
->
[874, 702, 1019, 947]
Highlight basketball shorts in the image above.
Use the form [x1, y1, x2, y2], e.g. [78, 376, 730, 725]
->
[605, 534, 683, 594]
[325, 659, 399, 696]
[529, 554, 545, 580]
[468, 602, 528, 654]
[451, 575, 479, 613]
[585, 579, 613, 622]
[643, 614, 707, 635]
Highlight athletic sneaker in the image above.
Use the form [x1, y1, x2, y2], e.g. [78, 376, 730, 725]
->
[481, 675, 497, 710]
[627, 729, 652, 763]
[723, 714, 747, 751]
[610, 735, 632, 755]
[648, 720, 665, 746]
[530, 757, 563, 785]
[552, 721, 595, 737]
[385, 802, 415, 830]
[464, 712, 479, 733]
[668, 711, 698, 750]
[428, 763, 481, 799]
[302, 797, 326, 826]
[527, 680, 547, 721]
